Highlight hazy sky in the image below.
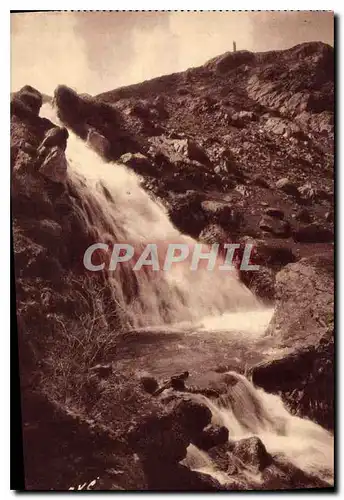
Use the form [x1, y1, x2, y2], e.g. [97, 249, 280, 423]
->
[11, 11, 334, 96]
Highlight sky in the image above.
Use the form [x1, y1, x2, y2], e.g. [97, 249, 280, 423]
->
[11, 11, 334, 96]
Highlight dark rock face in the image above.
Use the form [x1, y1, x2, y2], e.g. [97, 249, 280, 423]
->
[293, 223, 333, 243]
[11, 85, 43, 117]
[252, 253, 334, 429]
[193, 424, 229, 451]
[53, 85, 139, 159]
[230, 436, 272, 473]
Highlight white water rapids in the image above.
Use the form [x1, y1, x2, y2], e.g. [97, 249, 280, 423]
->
[40, 103, 334, 487]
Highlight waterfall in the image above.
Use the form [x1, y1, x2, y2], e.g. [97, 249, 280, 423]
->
[39, 103, 333, 487]
[40, 103, 267, 329]
[184, 373, 334, 485]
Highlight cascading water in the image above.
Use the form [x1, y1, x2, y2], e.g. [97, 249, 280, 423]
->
[40, 103, 333, 487]
[183, 373, 334, 486]
[40, 103, 269, 329]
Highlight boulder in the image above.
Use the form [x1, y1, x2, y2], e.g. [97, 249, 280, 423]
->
[264, 117, 301, 138]
[325, 211, 334, 223]
[199, 224, 228, 245]
[87, 128, 110, 158]
[38, 146, 68, 183]
[11, 85, 43, 116]
[172, 398, 212, 436]
[230, 436, 272, 472]
[275, 178, 299, 196]
[39, 126, 69, 152]
[193, 424, 229, 451]
[259, 216, 290, 238]
[239, 266, 276, 302]
[119, 152, 156, 176]
[140, 375, 159, 395]
[168, 191, 207, 238]
[201, 200, 242, 232]
[142, 462, 225, 491]
[264, 207, 284, 219]
[292, 223, 333, 243]
[89, 363, 113, 378]
[252, 253, 334, 428]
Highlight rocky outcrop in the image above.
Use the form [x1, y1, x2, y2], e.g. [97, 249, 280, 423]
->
[127, 398, 225, 490]
[251, 252, 334, 428]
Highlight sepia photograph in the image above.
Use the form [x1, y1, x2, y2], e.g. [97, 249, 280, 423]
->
[10, 10, 334, 491]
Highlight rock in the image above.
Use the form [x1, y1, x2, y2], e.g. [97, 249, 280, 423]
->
[193, 424, 229, 451]
[201, 201, 242, 232]
[199, 224, 228, 245]
[251, 338, 334, 429]
[119, 152, 156, 176]
[12, 85, 43, 116]
[239, 266, 276, 302]
[128, 412, 190, 463]
[292, 223, 333, 243]
[259, 216, 290, 238]
[142, 462, 225, 491]
[264, 117, 301, 138]
[87, 128, 110, 158]
[174, 138, 210, 165]
[230, 436, 272, 472]
[38, 146, 68, 183]
[275, 178, 299, 196]
[251, 175, 270, 189]
[253, 253, 334, 428]
[295, 208, 312, 223]
[140, 376, 159, 395]
[168, 191, 207, 238]
[90, 363, 113, 378]
[38, 126, 69, 152]
[264, 207, 284, 219]
[172, 398, 212, 435]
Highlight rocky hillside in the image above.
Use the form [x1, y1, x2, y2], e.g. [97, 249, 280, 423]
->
[11, 41, 334, 490]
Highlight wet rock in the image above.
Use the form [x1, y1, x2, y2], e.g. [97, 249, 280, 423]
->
[201, 200, 242, 232]
[140, 376, 159, 395]
[264, 117, 301, 138]
[259, 216, 290, 238]
[292, 223, 333, 243]
[87, 128, 111, 158]
[264, 207, 284, 219]
[39, 126, 69, 152]
[230, 436, 272, 472]
[90, 363, 113, 379]
[193, 424, 229, 451]
[142, 461, 225, 491]
[39, 146, 68, 183]
[128, 412, 190, 463]
[275, 178, 299, 196]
